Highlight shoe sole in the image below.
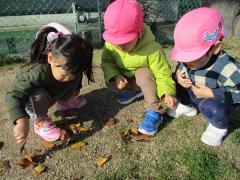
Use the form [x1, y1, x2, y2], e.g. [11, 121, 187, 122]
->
[138, 128, 156, 136]
[117, 92, 144, 105]
[167, 109, 197, 118]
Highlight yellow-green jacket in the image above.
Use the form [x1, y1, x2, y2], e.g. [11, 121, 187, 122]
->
[101, 24, 176, 98]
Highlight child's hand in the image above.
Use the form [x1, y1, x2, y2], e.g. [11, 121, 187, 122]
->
[191, 84, 214, 99]
[13, 117, 30, 144]
[164, 94, 177, 109]
[115, 74, 128, 90]
[176, 70, 192, 88]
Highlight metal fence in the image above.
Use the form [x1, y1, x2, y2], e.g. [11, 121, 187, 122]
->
[0, 0, 202, 56]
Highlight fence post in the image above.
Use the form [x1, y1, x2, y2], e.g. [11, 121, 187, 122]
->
[82, 31, 92, 45]
[97, 0, 103, 45]
[72, 2, 78, 33]
[6, 37, 17, 54]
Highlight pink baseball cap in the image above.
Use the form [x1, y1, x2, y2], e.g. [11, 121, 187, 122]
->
[103, 0, 144, 45]
[171, 7, 224, 62]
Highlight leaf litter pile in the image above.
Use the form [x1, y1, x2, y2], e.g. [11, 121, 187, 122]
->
[1, 117, 150, 174]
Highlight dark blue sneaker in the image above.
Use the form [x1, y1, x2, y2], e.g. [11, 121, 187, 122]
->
[138, 110, 163, 135]
[117, 91, 143, 105]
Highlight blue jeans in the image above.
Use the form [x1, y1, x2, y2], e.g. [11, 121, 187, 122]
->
[176, 83, 232, 129]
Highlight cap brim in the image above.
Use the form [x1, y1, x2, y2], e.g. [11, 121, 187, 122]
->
[103, 32, 137, 45]
[171, 46, 211, 62]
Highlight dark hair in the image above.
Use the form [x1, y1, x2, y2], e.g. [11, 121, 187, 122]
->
[28, 26, 94, 83]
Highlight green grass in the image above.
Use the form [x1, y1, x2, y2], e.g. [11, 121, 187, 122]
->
[0, 29, 37, 38]
[0, 54, 26, 68]
[95, 146, 240, 179]
[0, 29, 36, 55]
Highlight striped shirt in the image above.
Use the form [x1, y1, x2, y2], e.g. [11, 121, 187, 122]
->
[177, 52, 240, 104]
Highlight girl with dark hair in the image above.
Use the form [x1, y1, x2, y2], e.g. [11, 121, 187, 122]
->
[5, 23, 94, 143]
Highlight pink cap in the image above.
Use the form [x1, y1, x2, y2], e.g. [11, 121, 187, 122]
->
[103, 0, 144, 45]
[171, 7, 224, 62]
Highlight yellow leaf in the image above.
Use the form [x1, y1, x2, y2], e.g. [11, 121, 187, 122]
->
[123, 128, 130, 137]
[25, 155, 33, 163]
[130, 128, 139, 135]
[79, 127, 90, 132]
[69, 123, 81, 131]
[32, 165, 45, 174]
[69, 123, 82, 134]
[97, 156, 108, 167]
[71, 141, 86, 150]
[75, 123, 81, 128]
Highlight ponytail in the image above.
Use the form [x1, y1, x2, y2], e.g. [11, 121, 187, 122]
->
[28, 27, 58, 64]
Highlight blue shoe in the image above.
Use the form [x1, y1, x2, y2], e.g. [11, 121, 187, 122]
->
[117, 91, 143, 105]
[138, 110, 163, 136]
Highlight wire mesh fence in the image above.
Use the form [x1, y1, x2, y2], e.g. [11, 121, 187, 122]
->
[0, 0, 202, 56]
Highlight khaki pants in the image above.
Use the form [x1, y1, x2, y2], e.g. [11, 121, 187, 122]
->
[108, 67, 162, 112]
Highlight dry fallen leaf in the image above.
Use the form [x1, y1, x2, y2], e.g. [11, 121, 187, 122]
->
[130, 128, 139, 135]
[60, 129, 70, 146]
[68, 123, 81, 134]
[32, 165, 45, 174]
[71, 141, 86, 150]
[43, 141, 55, 149]
[79, 126, 91, 133]
[105, 118, 118, 126]
[0, 160, 10, 171]
[135, 134, 150, 142]
[34, 148, 43, 156]
[16, 155, 33, 169]
[127, 118, 133, 124]
[97, 156, 108, 167]
[123, 128, 130, 137]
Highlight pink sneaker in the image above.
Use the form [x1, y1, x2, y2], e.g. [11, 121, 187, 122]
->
[34, 117, 60, 142]
[55, 96, 87, 111]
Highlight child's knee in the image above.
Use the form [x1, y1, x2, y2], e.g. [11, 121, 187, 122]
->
[199, 99, 231, 128]
[30, 88, 50, 103]
[135, 68, 155, 86]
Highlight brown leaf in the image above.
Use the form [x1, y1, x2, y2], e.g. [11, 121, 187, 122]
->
[34, 148, 43, 156]
[60, 129, 70, 146]
[0, 160, 10, 171]
[97, 156, 108, 167]
[32, 165, 45, 174]
[16, 155, 33, 169]
[71, 141, 86, 150]
[43, 141, 55, 149]
[127, 118, 133, 124]
[135, 134, 150, 142]
[105, 118, 118, 126]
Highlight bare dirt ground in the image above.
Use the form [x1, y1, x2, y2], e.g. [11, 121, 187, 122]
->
[0, 46, 240, 179]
